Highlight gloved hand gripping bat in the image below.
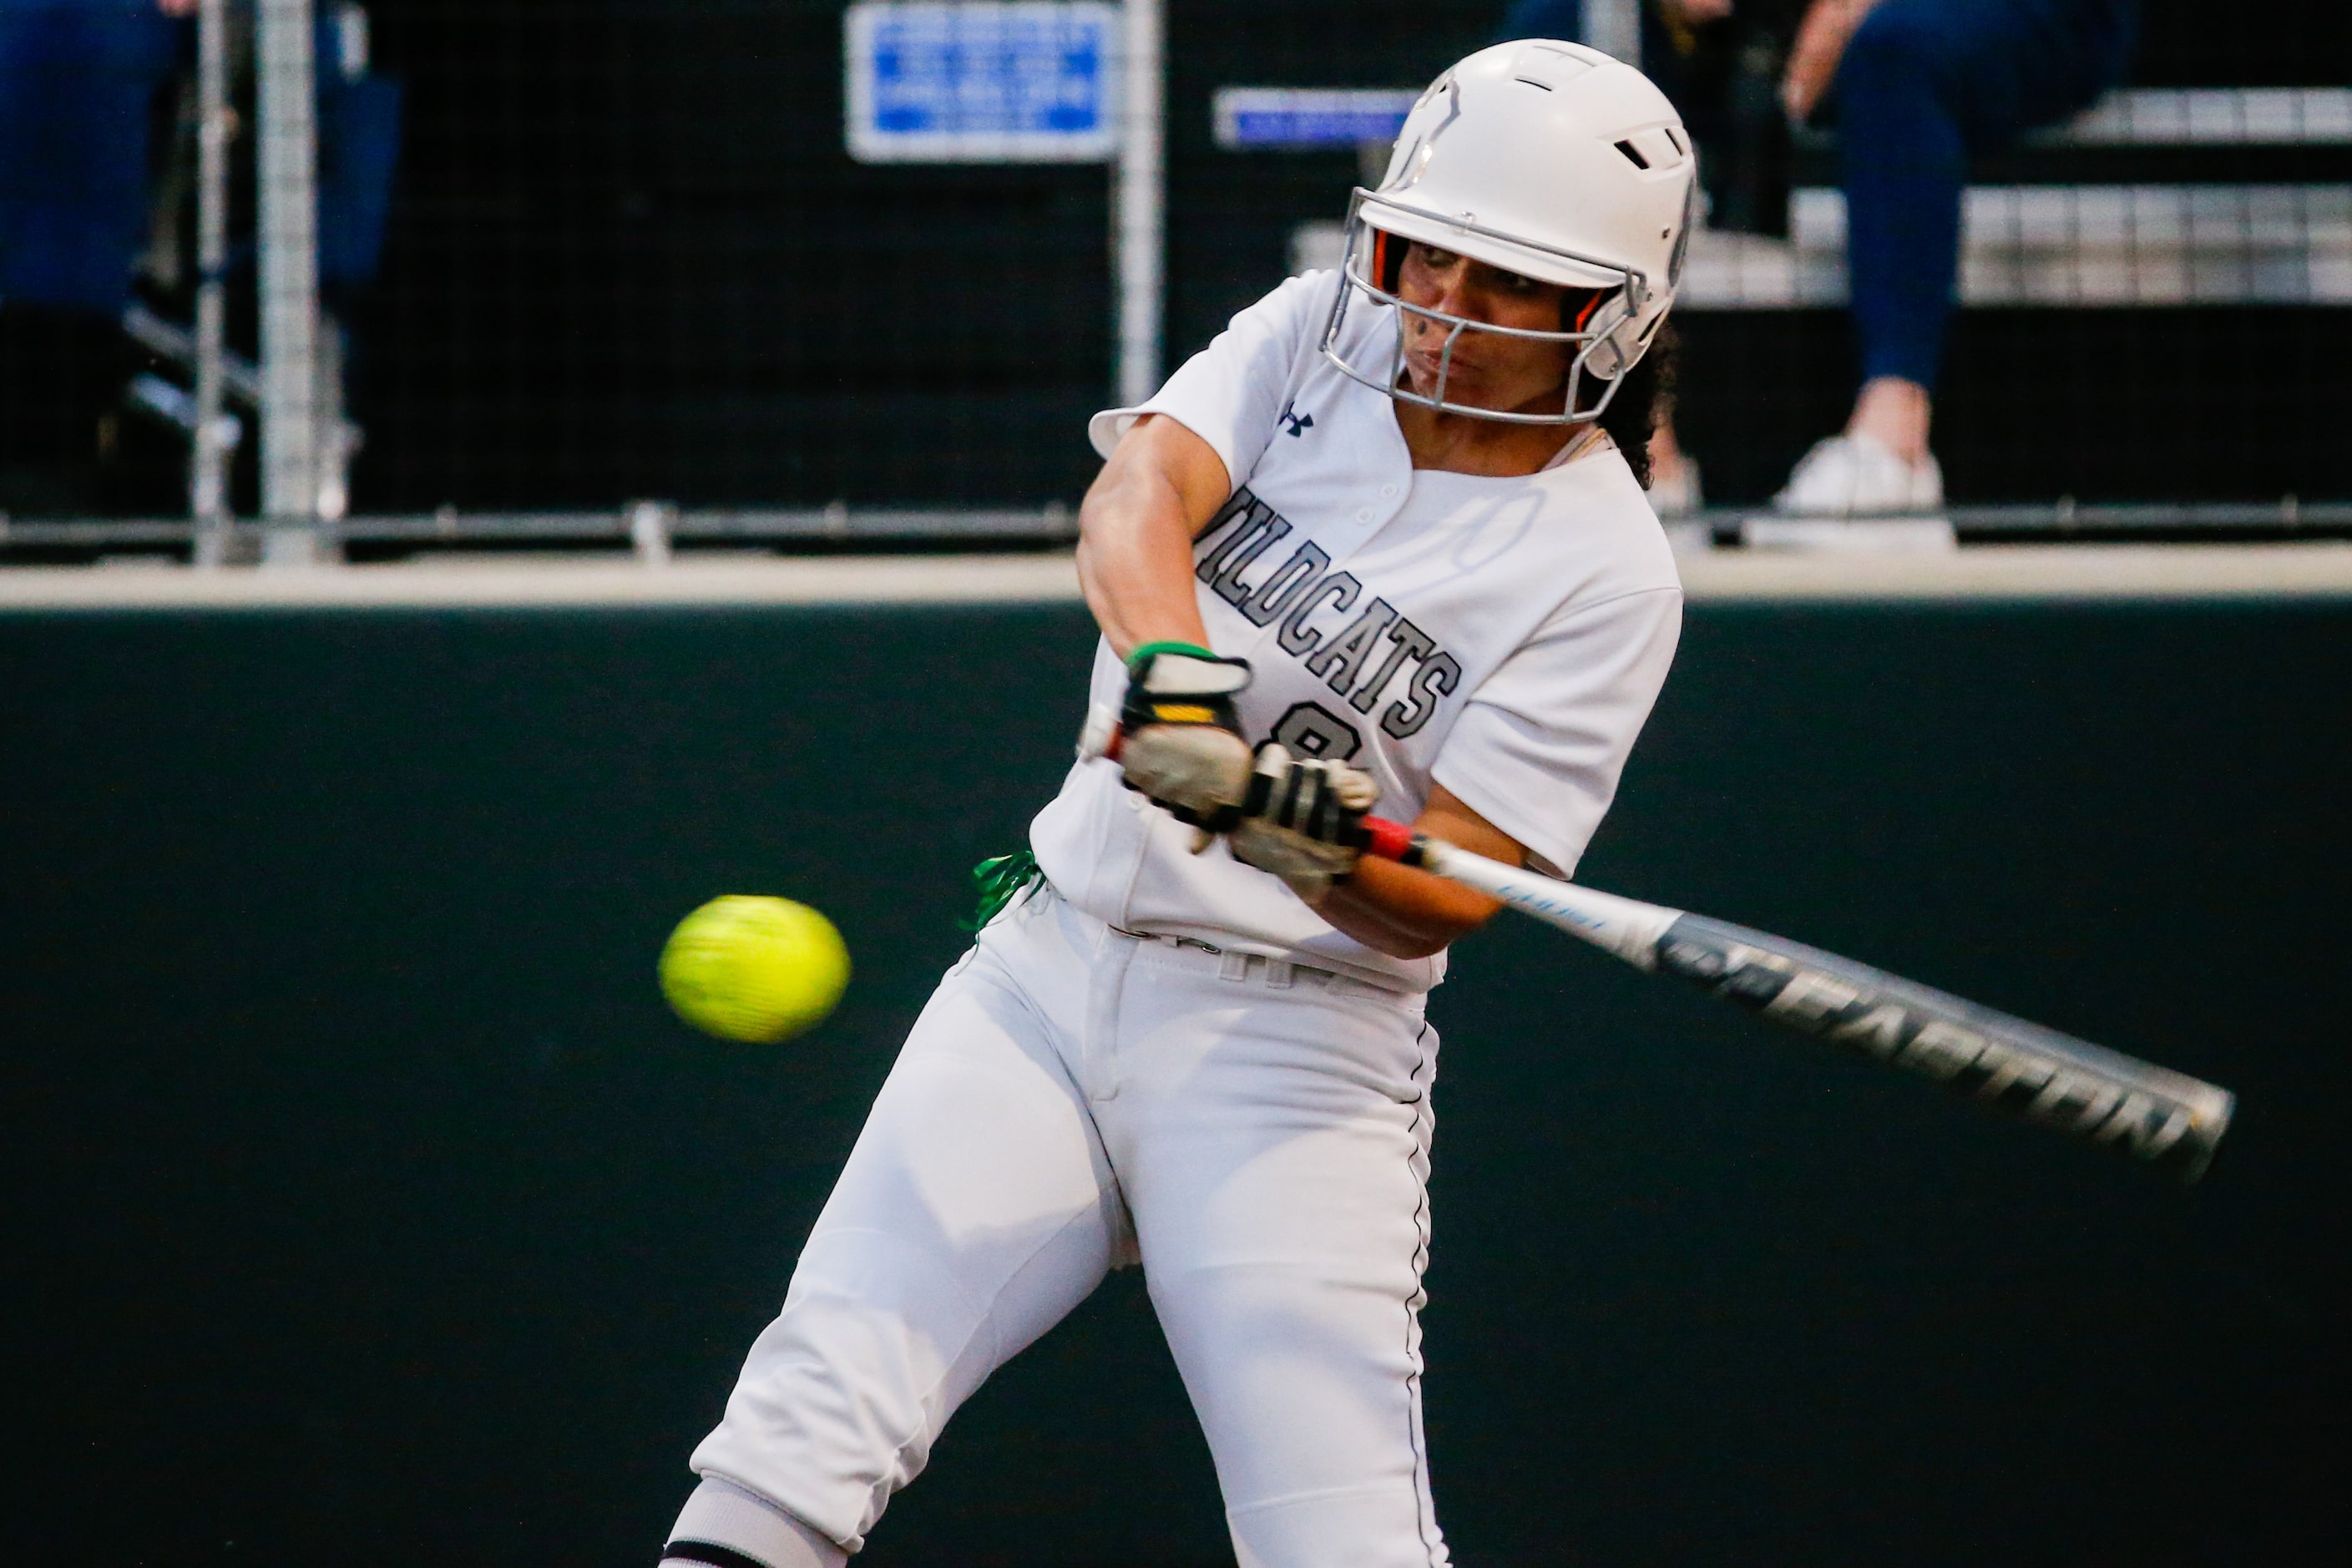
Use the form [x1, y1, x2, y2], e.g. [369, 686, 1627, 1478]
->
[1107, 644, 1380, 894]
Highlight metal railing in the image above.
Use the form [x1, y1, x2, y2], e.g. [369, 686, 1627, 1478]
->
[8, 497, 2351, 567]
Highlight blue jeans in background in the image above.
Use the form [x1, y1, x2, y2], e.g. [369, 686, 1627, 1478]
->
[1838, 0, 2134, 390]
[0, 0, 184, 311]
[1499, 0, 1584, 39]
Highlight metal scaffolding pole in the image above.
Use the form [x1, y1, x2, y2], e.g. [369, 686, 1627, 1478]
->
[1585, 0, 1643, 66]
[190, 0, 234, 565]
[256, 0, 322, 565]
[1113, 0, 1163, 408]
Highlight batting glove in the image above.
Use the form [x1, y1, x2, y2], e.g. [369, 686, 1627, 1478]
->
[1117, 642, 1257, 831]
[1229, 742, 1380, 900]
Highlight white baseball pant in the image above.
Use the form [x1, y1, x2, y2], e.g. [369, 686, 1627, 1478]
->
[681, 882, 1450, 1567]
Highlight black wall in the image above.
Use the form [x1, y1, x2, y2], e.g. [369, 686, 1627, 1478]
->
[3, 598, 2344, 1565]
[330, 1, 2347, 513]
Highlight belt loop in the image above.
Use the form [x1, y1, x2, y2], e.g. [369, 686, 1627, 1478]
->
[1218, 951, 1251, 984]
[1264, 959, 1295, 989]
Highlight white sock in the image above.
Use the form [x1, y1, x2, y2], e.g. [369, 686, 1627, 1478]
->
[660, 1476, 847, 1568]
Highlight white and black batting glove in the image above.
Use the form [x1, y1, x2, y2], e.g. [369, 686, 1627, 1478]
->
[1229, 742, 1381, 900]
[1116, 642, 1257, 833]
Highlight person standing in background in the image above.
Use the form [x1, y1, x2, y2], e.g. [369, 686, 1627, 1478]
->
[1499, 1, 1805, 514]
[1498, 2, 2138, 517]
[0, 0, 190, 513]
[1773, 0, 2137, 513]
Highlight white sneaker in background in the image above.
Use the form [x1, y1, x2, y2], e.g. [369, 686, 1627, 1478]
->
[1772, 432, 1944, 516]
[1646, 456, 1703, 518]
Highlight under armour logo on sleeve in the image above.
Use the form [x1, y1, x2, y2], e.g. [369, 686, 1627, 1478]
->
[1279, 401, 1315, 438]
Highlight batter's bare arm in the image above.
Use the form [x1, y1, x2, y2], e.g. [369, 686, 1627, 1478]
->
[1077, 414, 1232, 660]
[1077, 415, 1268, 828]
[1075, 415, 1506, 959]
[1307, 784, 1512, 960]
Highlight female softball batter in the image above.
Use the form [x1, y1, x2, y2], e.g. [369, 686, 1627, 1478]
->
[662, 41, 1698, 1568]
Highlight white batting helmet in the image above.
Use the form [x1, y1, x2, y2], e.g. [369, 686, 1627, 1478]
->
[1320, 39, 1699, 424]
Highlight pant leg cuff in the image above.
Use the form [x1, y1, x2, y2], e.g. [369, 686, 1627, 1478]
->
[665, 1476, 848, 1568]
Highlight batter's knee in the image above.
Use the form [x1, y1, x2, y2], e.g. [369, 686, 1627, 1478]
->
[688, 1230, 987, 1549]
[1227, 1483, 1450, 1568]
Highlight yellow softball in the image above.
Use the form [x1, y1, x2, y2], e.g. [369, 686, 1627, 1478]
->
[658, 895, 851, 1043]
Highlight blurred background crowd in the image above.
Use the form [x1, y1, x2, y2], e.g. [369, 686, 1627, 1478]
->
[0, 1, 2340, 529]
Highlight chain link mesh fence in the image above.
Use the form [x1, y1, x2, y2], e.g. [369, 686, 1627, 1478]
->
[0, 0, 2344, 529]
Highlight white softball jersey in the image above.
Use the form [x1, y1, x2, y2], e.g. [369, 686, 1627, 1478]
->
[1029, 266, 1684, 993]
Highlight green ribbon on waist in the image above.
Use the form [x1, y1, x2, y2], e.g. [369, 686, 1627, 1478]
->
[962, 848, 1044, 933]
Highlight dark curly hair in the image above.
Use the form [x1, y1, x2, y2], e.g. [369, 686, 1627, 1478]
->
[1555, 280, 1674, 489]
[1587, 321, 1674, 490]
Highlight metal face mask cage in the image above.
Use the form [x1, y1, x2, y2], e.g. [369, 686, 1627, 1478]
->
[1318, 189, 1654, 427]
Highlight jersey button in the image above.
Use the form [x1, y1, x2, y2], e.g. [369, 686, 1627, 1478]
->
[1379, 483, 1397, 498]
[1355, 508, 1372, 523]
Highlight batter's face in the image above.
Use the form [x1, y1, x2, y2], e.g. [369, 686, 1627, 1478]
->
[1393, 241, 1581, 417]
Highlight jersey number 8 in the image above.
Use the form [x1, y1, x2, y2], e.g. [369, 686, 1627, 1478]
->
[1272, 701, 1364, 761]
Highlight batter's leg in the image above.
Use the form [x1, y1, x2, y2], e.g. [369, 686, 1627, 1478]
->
[1101, 951, 1449, 1568]
[676, 898, 1129, 1557]
[664, 1477, 845, 1568]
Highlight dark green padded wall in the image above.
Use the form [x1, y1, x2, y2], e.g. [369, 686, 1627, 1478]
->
[3, 602, 2343, 1567]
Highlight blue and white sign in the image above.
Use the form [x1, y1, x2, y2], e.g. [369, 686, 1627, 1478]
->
[846, 3, 1122, 164]
[1212, 88, 1421, 151]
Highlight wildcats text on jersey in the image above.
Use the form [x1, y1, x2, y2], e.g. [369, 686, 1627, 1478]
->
[1194, 488, 1463, 744]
